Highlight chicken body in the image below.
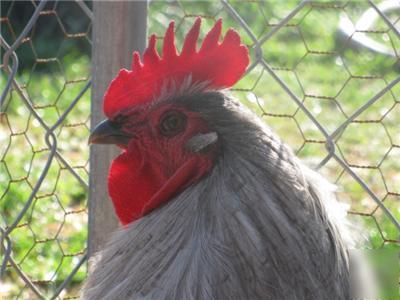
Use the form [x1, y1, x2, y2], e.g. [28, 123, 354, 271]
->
[82, 92, 354, 299]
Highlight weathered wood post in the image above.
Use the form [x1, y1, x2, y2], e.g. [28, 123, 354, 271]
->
[89, 1, 148, 256]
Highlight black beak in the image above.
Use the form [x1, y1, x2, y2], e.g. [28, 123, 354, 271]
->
[88, 119, 133, 146]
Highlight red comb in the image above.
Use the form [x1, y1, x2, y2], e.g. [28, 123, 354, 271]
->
[103, 18, 249, 118]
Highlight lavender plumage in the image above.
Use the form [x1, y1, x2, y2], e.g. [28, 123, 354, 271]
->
[82, 91, 371, 300]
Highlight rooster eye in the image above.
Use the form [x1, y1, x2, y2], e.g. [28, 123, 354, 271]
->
[159, 110, 187, 137]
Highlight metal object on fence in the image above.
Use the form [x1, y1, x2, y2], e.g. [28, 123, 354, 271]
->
[338, 0, 399, 58]
[1, 0, 399, 298]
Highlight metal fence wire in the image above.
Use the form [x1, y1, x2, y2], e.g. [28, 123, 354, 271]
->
[1, 0, 91, 298]
[1, 0, 399, 299]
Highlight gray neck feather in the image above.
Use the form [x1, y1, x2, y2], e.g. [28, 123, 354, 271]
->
[82, 92, 366, 300]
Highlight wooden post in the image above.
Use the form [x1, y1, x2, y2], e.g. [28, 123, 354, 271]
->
[89, 1, 148, 256]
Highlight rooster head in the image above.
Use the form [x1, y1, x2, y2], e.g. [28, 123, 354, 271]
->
[89, 18, 249, 225]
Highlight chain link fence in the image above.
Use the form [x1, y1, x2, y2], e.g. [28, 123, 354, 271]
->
[1, 0, 91, 298]
[1, 0, 399, 299]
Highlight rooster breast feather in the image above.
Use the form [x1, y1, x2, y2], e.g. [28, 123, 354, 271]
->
[82, 92, 370, 300]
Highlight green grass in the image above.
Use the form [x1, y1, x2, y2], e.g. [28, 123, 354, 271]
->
[1, 1, 399, 299]
[1, 53, 90, 298]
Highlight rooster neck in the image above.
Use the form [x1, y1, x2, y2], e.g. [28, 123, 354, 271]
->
[82, 131, 352, 299]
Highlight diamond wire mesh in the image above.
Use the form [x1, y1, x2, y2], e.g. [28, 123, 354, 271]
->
[1, 0, 399, 299]
[1, 0, 91, 299]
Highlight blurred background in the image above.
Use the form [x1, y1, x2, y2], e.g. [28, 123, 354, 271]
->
[1, 1, 399, 299]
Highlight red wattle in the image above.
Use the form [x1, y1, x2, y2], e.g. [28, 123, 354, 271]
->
[108, 149, 213, 225]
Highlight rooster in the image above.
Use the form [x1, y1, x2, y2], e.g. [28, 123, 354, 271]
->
[83, 18, 366, 299]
